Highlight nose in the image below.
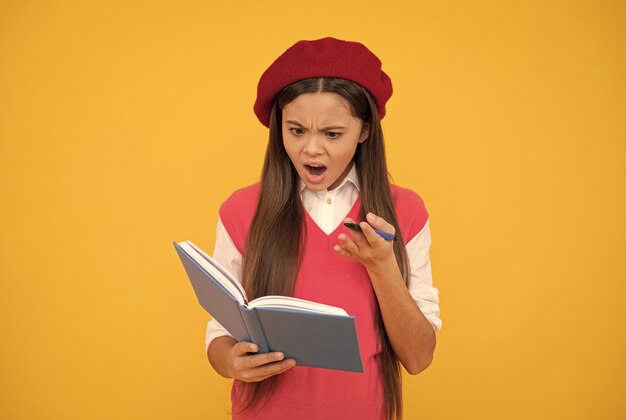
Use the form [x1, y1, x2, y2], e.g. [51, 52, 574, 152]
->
[303, 134, 324, 156]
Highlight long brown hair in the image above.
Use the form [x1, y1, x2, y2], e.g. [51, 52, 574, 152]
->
[236, 78, 410, 419]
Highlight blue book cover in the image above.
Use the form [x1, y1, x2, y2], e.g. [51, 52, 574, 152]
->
[174, 240, 363, 373]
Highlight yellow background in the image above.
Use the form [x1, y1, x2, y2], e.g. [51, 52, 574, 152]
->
[1, 1, 625, 418]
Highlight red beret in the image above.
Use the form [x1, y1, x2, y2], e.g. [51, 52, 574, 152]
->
[253, 37, 393, 127]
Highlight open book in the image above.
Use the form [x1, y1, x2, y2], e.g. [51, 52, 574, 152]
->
[173, 240, 363, 372]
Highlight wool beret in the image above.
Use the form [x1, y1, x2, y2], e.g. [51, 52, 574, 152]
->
[253, 37, 393, 127]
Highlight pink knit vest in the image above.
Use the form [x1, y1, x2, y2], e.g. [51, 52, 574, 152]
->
[219, 183, 428, 420]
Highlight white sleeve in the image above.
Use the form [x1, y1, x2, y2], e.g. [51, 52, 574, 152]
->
[406, 219, 442, 333]
[205, 217, 243, 353]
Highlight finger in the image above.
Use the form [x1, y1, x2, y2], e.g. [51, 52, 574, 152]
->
[334, 234, 360, 259]
[253, 359, 297, 381]
[366, 212, 396, 233]
[333, 243, 352, 258]
[232, 341, 258, 357]
[341, 218, 363, 240]
[240, 359, 296, 382]
[269, 359, 297, 376]
[244, 351, 286, 369]
[359, 221, 385, 246]
[337, 233, 360, 254]
[233, 350, 285, 379]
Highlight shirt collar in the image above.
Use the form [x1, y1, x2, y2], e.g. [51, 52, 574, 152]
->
[299, 163, 360, 195]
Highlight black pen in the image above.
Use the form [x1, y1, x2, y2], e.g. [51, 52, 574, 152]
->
[344, 222, 397, 241]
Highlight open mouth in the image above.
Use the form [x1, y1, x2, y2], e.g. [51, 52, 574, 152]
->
[305, 164, 327, 176]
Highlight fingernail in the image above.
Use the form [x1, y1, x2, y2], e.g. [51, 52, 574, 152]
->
[367, 212, 375, 222]
[275, 352, 284, 360]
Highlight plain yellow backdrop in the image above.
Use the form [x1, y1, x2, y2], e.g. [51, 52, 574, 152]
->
[1, 0, 625, 419]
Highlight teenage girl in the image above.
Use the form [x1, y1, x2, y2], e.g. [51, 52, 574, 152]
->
[205, 37, 441, 419]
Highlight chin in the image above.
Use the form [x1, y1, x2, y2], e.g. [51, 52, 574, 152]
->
[306, 184, 327, 192]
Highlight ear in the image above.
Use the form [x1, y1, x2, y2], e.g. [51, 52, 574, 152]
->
[358, 124, 370, 143]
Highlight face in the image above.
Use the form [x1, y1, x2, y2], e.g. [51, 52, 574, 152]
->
[282, 92, 368, 192]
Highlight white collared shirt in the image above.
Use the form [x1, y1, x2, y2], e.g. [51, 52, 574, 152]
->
[299, 164, 362, 234]
[205, 165, 441, 352]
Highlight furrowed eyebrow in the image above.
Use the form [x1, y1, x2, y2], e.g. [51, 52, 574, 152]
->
[285, 120, 346, 131]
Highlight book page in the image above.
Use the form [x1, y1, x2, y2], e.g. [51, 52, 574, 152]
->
[249, 295, 347, 316]
[178, 241, 247, 305]
[185, 240, 248, 300]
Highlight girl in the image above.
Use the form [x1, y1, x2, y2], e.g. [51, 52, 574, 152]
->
[205, 37, 441, 419]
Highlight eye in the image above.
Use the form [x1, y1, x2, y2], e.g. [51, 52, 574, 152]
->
[288, 127, 305, 136]
[326, 131, 342, 139]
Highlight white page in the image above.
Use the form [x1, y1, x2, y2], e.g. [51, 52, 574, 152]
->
[178, 241, 246, 305]
[185, 240, 248, 300]
[249, 295, 347, 316]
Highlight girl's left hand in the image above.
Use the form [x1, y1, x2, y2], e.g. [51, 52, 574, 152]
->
[334, 212, 397, 271]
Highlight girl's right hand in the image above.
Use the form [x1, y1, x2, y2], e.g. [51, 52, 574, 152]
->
[227, 341, 296, 382]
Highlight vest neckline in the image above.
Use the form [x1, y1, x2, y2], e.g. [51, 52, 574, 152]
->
[302, 195, 362, 238]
